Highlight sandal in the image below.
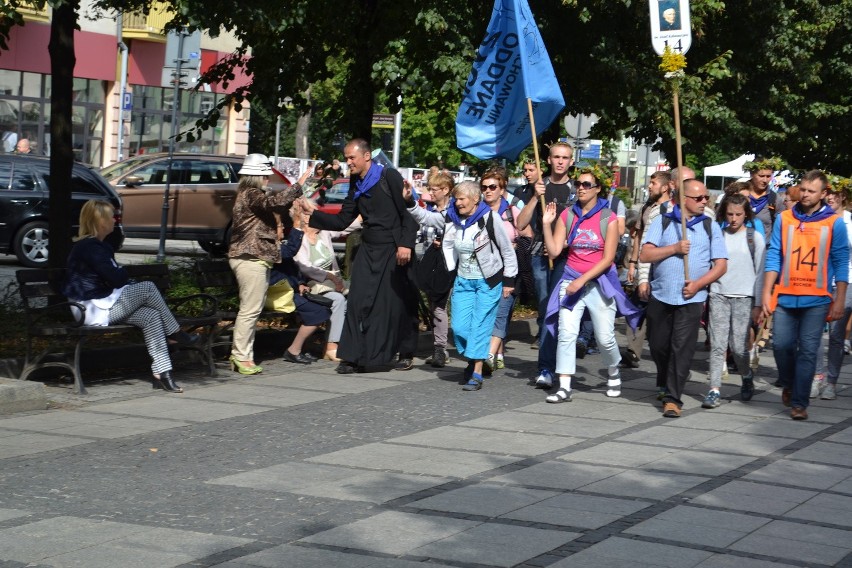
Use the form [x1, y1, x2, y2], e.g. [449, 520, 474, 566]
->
[462, 377, 483, 391]
[546, 388, 572, 403]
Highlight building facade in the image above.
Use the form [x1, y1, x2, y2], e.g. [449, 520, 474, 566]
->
[0, 1, 250, 167]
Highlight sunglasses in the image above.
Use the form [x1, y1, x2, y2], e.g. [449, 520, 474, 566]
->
[481, 184, 500, 191]
[685, 194, 711, 202]
[576, 181, 599, 190]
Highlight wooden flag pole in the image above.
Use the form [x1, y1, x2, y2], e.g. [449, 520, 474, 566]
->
[672, 88, 689, 281]
[526, 98, 553, 269]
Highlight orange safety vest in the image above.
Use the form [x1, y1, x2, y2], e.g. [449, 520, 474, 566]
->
[774, 209, 837, 299]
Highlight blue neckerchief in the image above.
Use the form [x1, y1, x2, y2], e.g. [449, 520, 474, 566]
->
[353, 163, 384, 200]
[497, 198, 510, 218]
[791, 203, 835, 230]
[664, 204, 708, 229]
[446, 200, 490, 235]
[566, 198, 607, 246]
[750, 193, 770, 215]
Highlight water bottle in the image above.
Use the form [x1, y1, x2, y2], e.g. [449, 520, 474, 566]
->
[425, 226, 435, 247]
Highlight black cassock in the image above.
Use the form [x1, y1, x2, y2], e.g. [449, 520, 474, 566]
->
[309, 166, 419, 366]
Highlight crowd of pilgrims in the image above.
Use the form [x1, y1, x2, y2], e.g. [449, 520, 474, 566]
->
[61, 142, 849, 421]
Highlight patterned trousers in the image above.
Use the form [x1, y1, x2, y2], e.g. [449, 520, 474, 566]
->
[109, 281, 179, 374]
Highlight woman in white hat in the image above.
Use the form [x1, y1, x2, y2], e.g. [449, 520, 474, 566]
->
[228, 154, 308, 375]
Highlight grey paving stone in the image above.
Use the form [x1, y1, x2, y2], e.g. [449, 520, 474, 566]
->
[0, 509, 30, 522]
[0, 411, 192, 438]
[299, 511, 478, 556]
[386, 425, 583, 456]
[690, 480, 818, 515]
[407, 484, 558, 517]
[502, 493, 652, 529]
[306, 442, 517, 477]
[458, 411, 634, 439]
[694, 554, 794, 568]
[785, 492, 852, 527]
[488, 460, 626, 490]
[0, 517, 251, 565]
[249, 374, 407, 394]
[580, 470, 710, 500]
[743, 459, 852, 490]
[0, 432, 93, 459]
[79, 396, 276, 422]
[666, 412, 759, 432]
[641, 449, 756, 476]
[825, 426, 852, 445]
[209, 462, 449, 504]
[830, 476, 852, 495]
[692, 432, 796, 457]
[213, 544, 456, 568]
[625, 505, 771, 548]
[615, 426, 722, 449]
[559, 441, 676, 468]
[735, 416, 832, 439]
[515, 400, 631, 419]
[729, 519, 852, 565]
[709, 401, 788, 418]
[180, 384, 344, 407]
[410, 522, 579, 568]
[548, 536, 714, 568]
[786, 441, 852, 467]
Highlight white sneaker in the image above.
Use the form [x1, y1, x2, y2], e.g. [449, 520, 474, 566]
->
[534, 369, 553, 388]
[485, 354, 496, 372]
[751, 349, 760, 370]
[810, 374, 825, 399]
[845, 340, 851, 355]
[606, 375, 622, 398]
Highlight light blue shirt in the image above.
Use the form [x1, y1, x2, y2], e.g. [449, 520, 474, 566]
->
[643, 216, 728, 305]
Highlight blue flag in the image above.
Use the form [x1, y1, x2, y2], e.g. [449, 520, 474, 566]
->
[456, 0, 565, 161]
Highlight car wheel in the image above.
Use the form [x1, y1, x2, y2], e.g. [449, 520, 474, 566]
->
[197, 239, 229, 257]
[14, 220, 50, 267]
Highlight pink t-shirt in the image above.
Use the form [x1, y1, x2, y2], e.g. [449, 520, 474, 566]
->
[560, 208, 616, 273]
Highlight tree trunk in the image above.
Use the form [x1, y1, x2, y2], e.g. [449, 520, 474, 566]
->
[294, 86, 311, 158]
[47, 0, 78, 270]
[343, 0, 378, 142]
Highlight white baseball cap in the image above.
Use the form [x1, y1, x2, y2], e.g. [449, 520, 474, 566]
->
[238, 154, 273, 176]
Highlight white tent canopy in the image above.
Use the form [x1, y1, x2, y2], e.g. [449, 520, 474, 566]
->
[703, 154, 755, 190]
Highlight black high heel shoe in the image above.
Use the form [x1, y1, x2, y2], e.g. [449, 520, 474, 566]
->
[168, 331, 202, 347]
[152, 371, 184, 393]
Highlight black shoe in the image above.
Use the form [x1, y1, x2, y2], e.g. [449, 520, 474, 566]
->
[430, 347, 447, 368]
[152, 371, 183, 393]
[168, 331, 202, 347]
[394, 357, 413, 371]
[741, 377, 755, 401]
[336, 361, 357, 374]
[283, 350, 312, 364]
[302, 352, 319, 362]
[576, 340, 588, 359]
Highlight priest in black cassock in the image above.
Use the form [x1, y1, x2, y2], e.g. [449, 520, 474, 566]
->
[308, 138, 420, 373]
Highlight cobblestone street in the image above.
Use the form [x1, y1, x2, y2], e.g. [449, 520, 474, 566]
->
[0, 325, 850, 568]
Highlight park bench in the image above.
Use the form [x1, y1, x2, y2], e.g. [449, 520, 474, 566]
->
[193, 259, 321, 353]
[16, 263, 220, 395]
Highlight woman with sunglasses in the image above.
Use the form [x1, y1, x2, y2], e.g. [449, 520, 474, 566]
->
[480, 166, 528, 374]
[541, 170, 639, 403]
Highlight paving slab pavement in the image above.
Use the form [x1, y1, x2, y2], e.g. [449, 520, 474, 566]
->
[0, 322, 850, 567]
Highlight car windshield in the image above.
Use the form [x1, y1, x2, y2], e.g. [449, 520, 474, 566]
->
[324, 182, 349, 204]
[100, 156, 154, 181]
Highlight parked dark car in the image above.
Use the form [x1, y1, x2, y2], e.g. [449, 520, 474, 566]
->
[0, 154, 125, 267]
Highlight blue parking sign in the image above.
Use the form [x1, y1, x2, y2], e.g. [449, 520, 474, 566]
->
[122, 92, 132, 111]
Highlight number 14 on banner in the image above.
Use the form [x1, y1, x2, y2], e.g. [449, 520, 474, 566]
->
[649, 0, 692, 55]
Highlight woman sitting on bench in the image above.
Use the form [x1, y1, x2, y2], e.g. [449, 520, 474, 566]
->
[62, 200, 199, 393]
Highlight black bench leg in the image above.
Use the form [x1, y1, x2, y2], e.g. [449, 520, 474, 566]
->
[72, 338, 88, 395]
